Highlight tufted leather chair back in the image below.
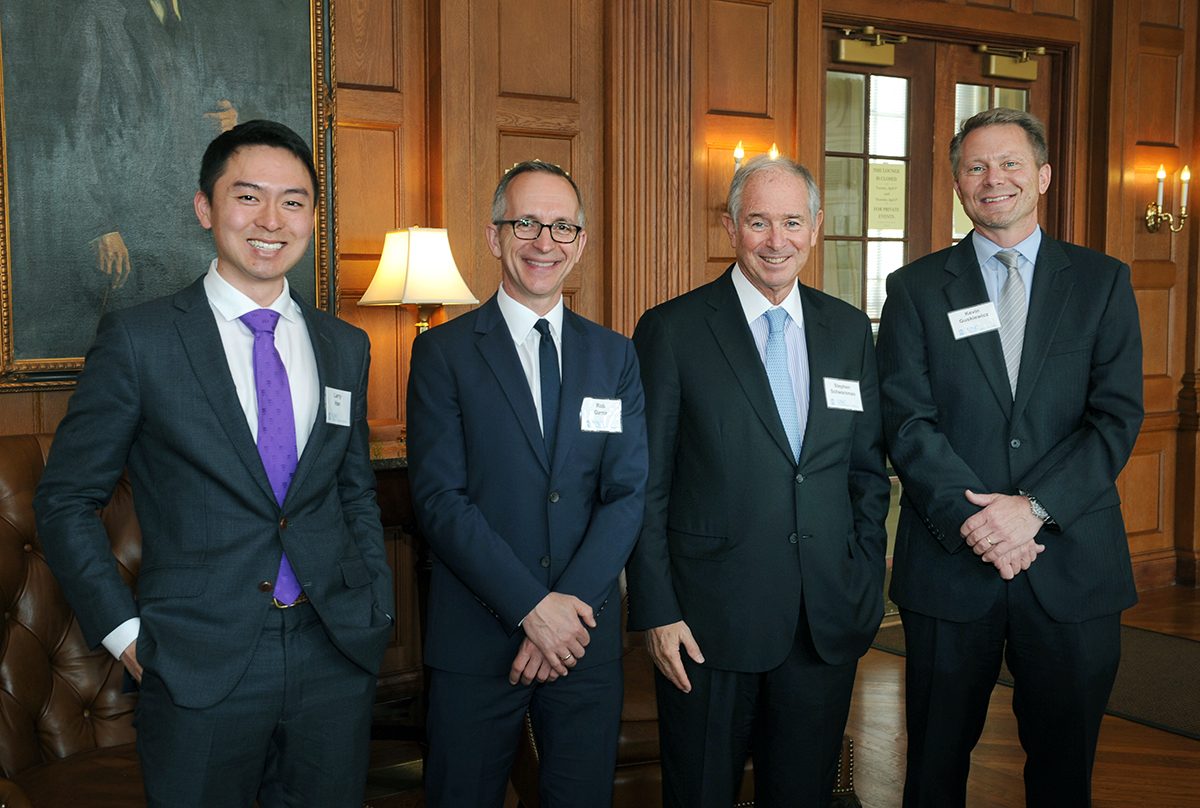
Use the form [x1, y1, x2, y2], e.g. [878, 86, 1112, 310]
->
[0, 433, 142, 779]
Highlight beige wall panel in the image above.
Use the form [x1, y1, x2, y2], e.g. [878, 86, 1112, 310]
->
[1140, 0, 1182, 28]
[1031, 0, 1076, 18]
[707, 147, 738, 260]
[498, 134, 575, 174]
[1121, 448, 1165, 540]
[1136, 288, 1172, 377]
[337, 0, 399, 90]
[1137, 53, 1180, 146]
[708, 0, 771, 115]
[498, 0, 574, 99]
[336, 126, 401, 256]
[339, 257, 386, 298]
[339, 299, 404, 421]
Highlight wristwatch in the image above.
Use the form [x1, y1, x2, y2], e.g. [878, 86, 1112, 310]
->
[1026, 494, 1051, 523]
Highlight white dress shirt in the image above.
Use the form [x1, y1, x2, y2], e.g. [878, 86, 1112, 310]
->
[972, 228, 1041, 310]
[495, 283, 564, 437]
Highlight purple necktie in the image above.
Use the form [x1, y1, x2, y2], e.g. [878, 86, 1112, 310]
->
[240, 309, 302, 605]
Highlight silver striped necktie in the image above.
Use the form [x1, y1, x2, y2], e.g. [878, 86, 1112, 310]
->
[996, 249, 1026, 399]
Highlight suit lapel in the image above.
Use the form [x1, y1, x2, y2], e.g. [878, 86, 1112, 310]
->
[553, 310, 590, 478]
[796, 287, 832, 468]
[942, 237, 1013, 417]
[705, 269, 796, 464]
[287, 297, 334, 505]
[474, 297, 552, 473]
[1011, 233, 1072, 422]
[173, 278, 279, 505]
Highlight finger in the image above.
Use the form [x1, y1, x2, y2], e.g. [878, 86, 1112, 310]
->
[574, 601, 597, 628]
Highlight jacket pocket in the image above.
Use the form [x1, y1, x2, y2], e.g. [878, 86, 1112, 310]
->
[666, 527, 730, 561]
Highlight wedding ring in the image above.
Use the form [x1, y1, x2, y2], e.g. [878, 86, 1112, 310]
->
[562, 653, 574, 661]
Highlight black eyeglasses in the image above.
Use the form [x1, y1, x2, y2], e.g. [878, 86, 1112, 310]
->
[494, 218, 583, 244]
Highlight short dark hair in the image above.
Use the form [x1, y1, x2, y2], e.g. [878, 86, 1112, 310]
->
[490, 160, 586, 228]
[949, 108, 1048, 176]
[198, 119, 320, 202]
[727, 153, 822, 226]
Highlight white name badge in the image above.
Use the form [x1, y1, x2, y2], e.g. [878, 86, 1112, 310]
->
[823, 378, 864, 412]
[325, 387, 352, 426]
[947, 302, 1001, 340]
[580, 397, 622, 433]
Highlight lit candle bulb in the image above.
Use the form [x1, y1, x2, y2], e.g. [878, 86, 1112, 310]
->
[1157, 165, 1166, 208]
[768, 143, 780, 160]
[1182, 165, 1190, 210]
[734, 141, 744, 170]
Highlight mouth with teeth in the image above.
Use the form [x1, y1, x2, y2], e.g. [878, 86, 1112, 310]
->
[248, 239, 284, 252]
[981, 193, 1016, 204]
[759, 255, 793, 265]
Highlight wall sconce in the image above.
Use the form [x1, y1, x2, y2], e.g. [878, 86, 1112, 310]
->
[1146, 164, 1190, 233]
[357, 226, 478, 332]
[734, 141, 744, 170]
[768, 143, 780, 160]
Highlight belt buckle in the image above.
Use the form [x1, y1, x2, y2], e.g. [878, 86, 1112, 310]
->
[272, 592, 308, 609]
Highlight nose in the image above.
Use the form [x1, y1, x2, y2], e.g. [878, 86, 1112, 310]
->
[532, 225, 557, 250]
[766, 224, 788, 249]
[256, 203, 283, 231]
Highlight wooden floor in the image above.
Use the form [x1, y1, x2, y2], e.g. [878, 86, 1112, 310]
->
[847, 585, 1200, 808]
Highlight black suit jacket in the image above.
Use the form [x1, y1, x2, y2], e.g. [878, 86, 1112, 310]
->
[35, 276, 393, 708]
[876, 231, 1144, 624]
[626, 268, 891, 671]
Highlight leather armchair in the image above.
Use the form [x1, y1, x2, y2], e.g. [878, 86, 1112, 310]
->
[0, 434, 146, 807]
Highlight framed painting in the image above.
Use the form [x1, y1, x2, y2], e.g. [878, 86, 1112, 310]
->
[0, 0, 333, 388]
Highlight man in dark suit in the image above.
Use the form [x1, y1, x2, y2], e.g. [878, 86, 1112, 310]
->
[876, 108, 1144, 807]
[406, 161, 648, 808]
[626, 154, 891, 807]
[34, 120, 393, 808]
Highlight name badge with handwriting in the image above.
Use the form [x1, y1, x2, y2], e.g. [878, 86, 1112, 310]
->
[580, 397, 622, 433]
[947, 302, 1000, 340]
[325, 387, 352, 426]
[823, 378, 864, 412]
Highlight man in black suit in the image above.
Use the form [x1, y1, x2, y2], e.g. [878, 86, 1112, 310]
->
[627, 154, 891, 807]
[876, 108, 1144, 807]
[35, 120, 392, 808]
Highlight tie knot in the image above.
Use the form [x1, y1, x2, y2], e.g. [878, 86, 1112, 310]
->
[995, 250, 1020, 272]
[765, 308, 788, 334]
[534, 318, 553, 340]
[240, 309, 281, 336]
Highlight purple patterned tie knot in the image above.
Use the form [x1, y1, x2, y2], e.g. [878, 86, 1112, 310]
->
[240, 308, 302, 605]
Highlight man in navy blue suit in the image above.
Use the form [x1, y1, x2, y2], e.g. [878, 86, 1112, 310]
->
[407, 160, 649, 807]
[34, 120, 393, 807]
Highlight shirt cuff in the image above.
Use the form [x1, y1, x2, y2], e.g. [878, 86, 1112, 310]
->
[102, 617, 141, 659]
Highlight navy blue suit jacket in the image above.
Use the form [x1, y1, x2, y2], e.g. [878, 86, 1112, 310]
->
[876, 231, 1144, 623]
[35, 276, 393, 709]
[406, 296, 648, 676]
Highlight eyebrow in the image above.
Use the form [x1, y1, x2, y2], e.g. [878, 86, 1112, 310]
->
[232, 180, 311, 197]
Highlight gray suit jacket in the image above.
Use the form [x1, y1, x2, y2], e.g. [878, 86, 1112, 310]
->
[35, 275, 392, 708]
[876, 231, 1144, 623]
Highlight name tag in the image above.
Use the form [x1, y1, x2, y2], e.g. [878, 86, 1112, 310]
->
[580, 397, 622, 433]
[824, 378, 864, 412]
[325, 387, 352, 426]
[947, 302, 1001, 340]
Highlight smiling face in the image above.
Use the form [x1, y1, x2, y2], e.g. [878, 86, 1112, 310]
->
[193, 144, 315, 305]
[485, 171, 587, 316]
[722, 168, 822, 306]
[953, 123, 1052, 247]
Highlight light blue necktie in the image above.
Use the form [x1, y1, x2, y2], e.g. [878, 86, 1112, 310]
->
[764, 308, 802, 464]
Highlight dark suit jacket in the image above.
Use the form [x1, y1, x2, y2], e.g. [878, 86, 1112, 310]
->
[34, 276, 393, 709]
[625, 268, 891, 672]
[876, 231, 1144, 624]
[406, 296, 648, 677]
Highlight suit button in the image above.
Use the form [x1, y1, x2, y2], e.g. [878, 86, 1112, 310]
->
[259, 581, 273, 593]
[795, 473, 805, 484]
[549, 492, 560, 503]
[789, 533, 798, 544]
[540, 556, 551, 568]
[279, 517, 288, 530]
[1010, 438, 1021, 449]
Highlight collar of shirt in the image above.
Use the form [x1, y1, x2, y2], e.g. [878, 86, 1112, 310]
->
[971, 228, 1041, 309]
[203, 259, 300, 324]
[496, 282, 564, 348]
[730, 263, 805, 330]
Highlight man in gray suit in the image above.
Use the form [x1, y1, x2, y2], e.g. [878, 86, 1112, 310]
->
[34, 120, 392, 808]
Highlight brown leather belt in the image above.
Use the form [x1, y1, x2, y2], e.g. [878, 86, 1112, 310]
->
[272, 592, 309, 609]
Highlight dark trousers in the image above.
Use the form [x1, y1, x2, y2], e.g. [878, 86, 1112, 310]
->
[900, 571, 1121, 808]
[424, 657, 624, 808]
[655, 615, 858, 808]
[134, 600, 378, 808]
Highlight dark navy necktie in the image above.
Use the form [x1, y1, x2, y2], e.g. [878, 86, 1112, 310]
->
[534, 318, 560, 460]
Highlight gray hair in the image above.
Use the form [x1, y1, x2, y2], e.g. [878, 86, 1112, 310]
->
[949, 108, 1048, 176]
[490, 160, 585, 228]
[727, 153, 822, 226]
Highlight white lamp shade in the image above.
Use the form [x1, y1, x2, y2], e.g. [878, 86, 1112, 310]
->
[358, 227, 478, 306]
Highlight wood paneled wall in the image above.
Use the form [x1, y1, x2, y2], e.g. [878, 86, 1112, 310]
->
[2, 0, 1199, 587]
